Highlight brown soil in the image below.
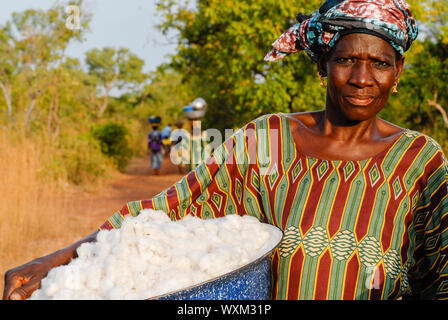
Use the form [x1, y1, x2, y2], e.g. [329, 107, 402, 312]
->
[76, 155, 187, 225]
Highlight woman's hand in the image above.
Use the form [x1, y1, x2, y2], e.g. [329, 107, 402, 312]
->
[3, 258, 53, 300]
[2, 230, 99, 300]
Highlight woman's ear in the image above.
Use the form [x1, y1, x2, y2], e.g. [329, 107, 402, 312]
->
[395, 55, 405, 81]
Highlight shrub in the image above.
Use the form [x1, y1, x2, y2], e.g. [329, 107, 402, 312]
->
[91, 122, 133, 172]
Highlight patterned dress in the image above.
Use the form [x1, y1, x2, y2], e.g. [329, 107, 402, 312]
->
[99, 113, 448, 300]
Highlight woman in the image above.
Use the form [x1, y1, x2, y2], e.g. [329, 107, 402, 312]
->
[4, 0, 448, 300]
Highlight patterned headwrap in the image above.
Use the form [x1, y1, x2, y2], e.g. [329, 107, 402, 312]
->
[264, 0, 418, 63]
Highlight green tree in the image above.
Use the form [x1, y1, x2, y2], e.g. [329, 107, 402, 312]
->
[140, 67, 194, 123]
[156, 0, 448, 132]
[0, 0, 90, 130]
[380, 0, 448, 149]
[156, 0, 324, 130]
[85, 47, 148, 118]
[382, 39, 448, 147]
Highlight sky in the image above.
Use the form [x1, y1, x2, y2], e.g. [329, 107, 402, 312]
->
[0, 0, 178, 73]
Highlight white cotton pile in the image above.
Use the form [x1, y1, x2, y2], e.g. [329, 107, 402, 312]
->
[30, 210, 282, 300]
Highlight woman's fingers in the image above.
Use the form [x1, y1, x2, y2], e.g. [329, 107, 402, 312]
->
[3, 269, 43, 300]
[9, 280, 40, 300]
[3, 274, 25, 300]
[4, 275, 40, 300]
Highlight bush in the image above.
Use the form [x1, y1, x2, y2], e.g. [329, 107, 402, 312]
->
[91, 122, 133, 172]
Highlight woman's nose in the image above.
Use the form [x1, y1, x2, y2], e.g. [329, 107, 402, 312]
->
[348, 61, 374, 88]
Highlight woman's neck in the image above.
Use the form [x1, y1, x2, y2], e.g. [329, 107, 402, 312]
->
[318, 109, 380, 143]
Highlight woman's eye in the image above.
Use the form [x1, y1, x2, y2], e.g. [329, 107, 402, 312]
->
[336, 57, 354, 64]
[373, 60, 390, 68]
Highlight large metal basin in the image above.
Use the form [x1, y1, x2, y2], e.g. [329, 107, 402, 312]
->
[150, 228, 283, 300]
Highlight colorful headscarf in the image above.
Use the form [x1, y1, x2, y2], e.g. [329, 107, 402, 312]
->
[264, 0, 418, 63]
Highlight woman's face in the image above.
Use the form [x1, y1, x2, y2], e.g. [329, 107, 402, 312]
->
[320, 33, 404, 124]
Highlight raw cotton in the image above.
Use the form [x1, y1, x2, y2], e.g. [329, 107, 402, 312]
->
[30, 210, 282, 300]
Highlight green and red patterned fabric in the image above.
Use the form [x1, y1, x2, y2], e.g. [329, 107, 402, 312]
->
[99, 113, 448, 300]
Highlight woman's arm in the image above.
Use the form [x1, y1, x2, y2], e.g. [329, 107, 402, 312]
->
[2, 230, 99, 300]
[406, 150, 448, 300]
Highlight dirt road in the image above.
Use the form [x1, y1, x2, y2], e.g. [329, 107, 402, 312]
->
[77, 155, 187, 226]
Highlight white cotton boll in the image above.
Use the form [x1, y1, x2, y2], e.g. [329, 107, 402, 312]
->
[217, 228, 240, 246]
[164, 222, 188, 239]
[84, 266, 102, 291]
[31, 209, 282, 300]
[123, 290, 140, 300]
[53, 288, 76, 300]
[76, 242, 95, 260]
[199, 247, 236, 277]
[105, 286, 130, 300]
[105, 228, 121, 243]
[96, 230, 109, 243]
[202, 219, 219, 234]
[29, 288, 45, 300]
[175, 255, 192, 270]
[187, 249, 207, 268]
[152, 277, 183, 297]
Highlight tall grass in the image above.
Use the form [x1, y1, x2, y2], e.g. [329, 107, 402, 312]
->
[0, 129, 108, 288]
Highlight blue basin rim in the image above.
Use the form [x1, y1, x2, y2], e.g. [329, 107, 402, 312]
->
[150, 235, 283, 300]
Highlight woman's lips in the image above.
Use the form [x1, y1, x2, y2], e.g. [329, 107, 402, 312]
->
[345, 96, 374, 106]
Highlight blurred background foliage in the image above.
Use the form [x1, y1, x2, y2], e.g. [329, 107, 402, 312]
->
[0, 0, 447, 186]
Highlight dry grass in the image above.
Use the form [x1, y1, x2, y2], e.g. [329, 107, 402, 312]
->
[0, 130, 102, 294]
[0, 129, 181, 297]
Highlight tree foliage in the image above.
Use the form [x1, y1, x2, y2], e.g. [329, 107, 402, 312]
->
[85, 47, 147, 117]
[0, 0, 91, 129]
[156, 0, 448, 140]
[0, 2, 181, 185]
[156, 0, 324, 131]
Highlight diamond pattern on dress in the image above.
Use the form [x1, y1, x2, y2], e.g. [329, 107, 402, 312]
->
[279, 226, 302, 258]
[251, 169, 260, 190]
[330, 230, 357, 261]
[437, 280, 448, 294]
[425, 233, 441, 251]
[235, 178, 243, 204]
[292, 159, 303, 183]
[392, 176, 403, 199]
[303, 226, 329, 257]
[383, 249, 401, 279]
[279, 227, 411, 282]
[211, 192, 222, 211]
[317, 160, 329, 181]
[369, 163, 380, 187]
[358, 236, 383, 267]
[343, 161, 355, 182]
[268, 163, 279, 189]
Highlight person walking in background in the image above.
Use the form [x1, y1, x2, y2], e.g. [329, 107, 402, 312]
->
[170, 121, 190, 175]
[160, 123, 173, 157]
[147, 116, 163, 175]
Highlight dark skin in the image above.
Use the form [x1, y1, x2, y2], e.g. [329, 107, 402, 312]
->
[3, 231, 98, 300]
[289, 33, 404, 161]
[2, 33, 405, 300]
